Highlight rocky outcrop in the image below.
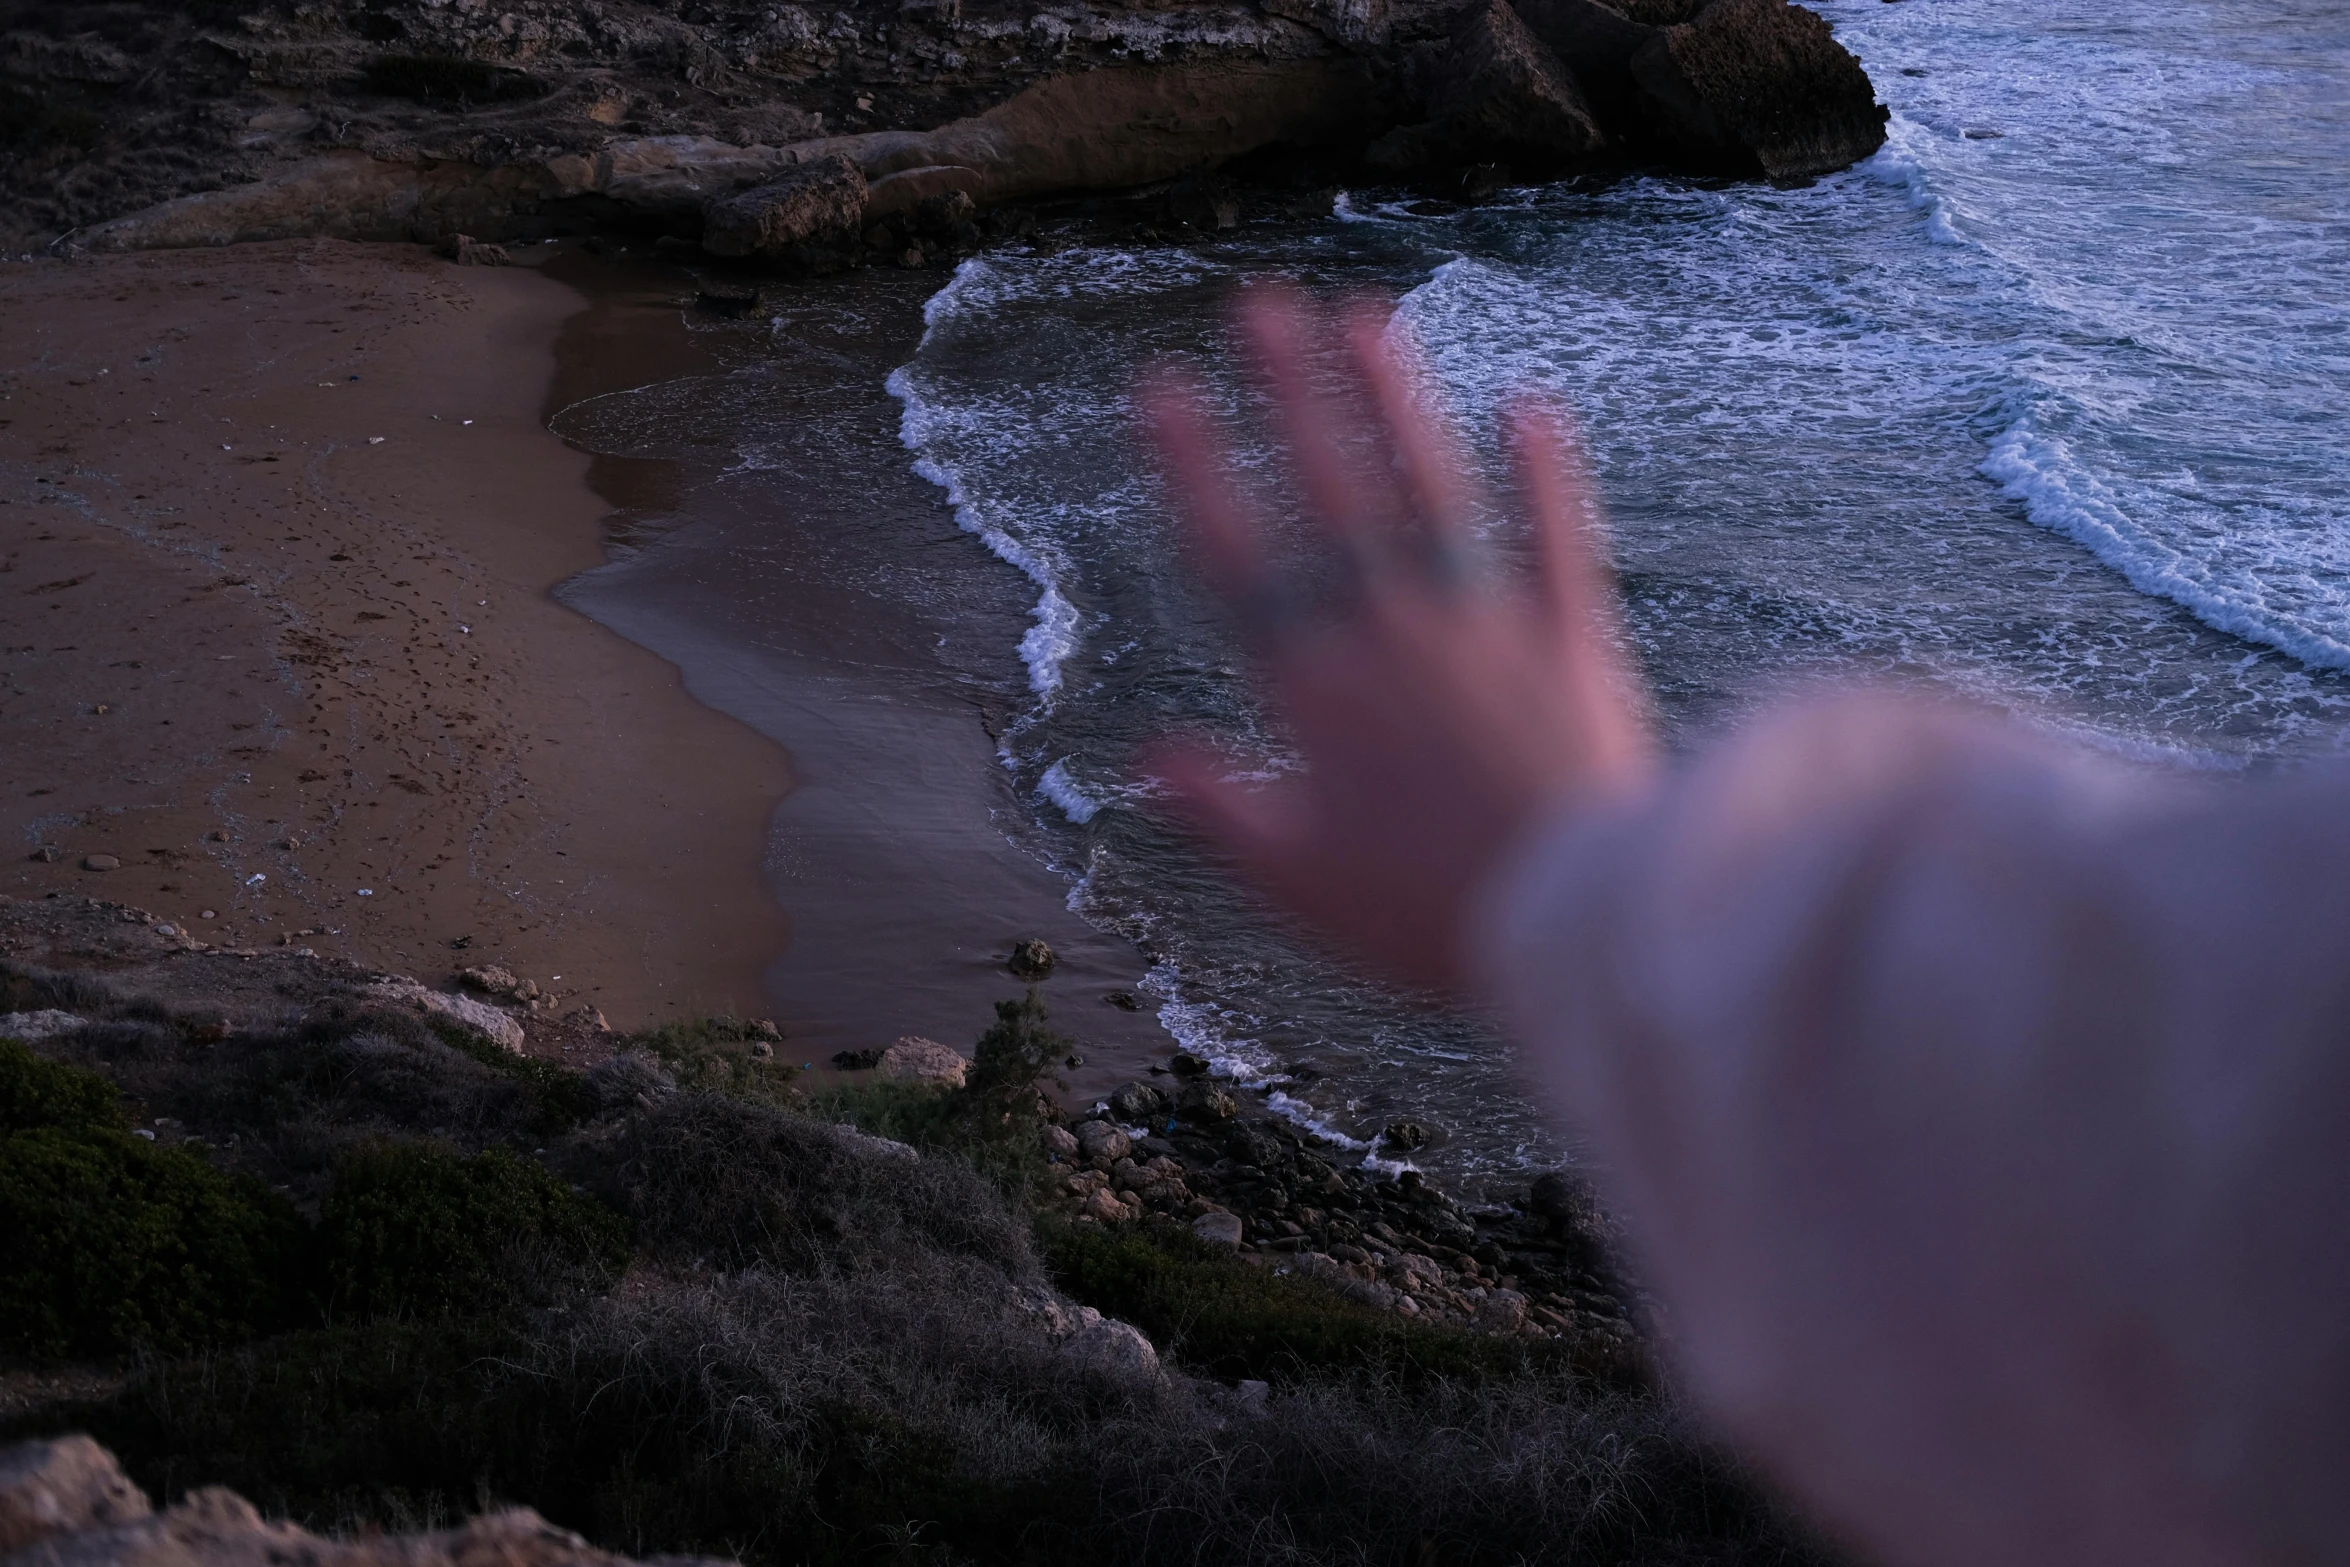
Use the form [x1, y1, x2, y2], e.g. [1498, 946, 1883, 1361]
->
[32, 0, 1882, 257]
[701, 153, 868, 261]
[1513, 0, 1883, 178]
[876, 1035, 970, 1088]
[1371, 0, 1605, 175]
[1632, 0, 1889, 178]
[0, 1439, 727, 1567]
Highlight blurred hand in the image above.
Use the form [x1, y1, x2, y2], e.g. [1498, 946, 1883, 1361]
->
[1143, 289, 1658, 992]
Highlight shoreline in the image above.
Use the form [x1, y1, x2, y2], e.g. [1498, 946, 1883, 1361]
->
[0, 239, 788, 1027]
[2, 235, 1174, 1070]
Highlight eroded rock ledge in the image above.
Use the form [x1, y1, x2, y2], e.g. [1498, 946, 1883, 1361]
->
[7, 0, 1886, 257]
[0, 1436, 725, 1567]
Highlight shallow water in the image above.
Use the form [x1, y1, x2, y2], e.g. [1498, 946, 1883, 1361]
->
[580, 0, 2350, 1193]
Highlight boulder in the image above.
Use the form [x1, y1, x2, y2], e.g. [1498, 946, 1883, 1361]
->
[1629, 0, 1887, 177]
[700, 152, 867, 261]
[1168, 1051, 1210, 1078]
[1072, 1119, 1131, 1165]
[1191, 1210, 1244, 1246]
[876, 1035, 969, 1088]
[1506, 0, 1663, 131]
[1382, 1118, 1431, 1151]
[1107, 1080, 1171, 1124]
[364, 980, 525, 1053]
[1059, 1314, 1160, 1378]
[1421, 0, 1606, 167]
[1176, 1081, 1239, 1123]
[1038, 1122, 1080, 1160]
[1007, 937, 1057, 980]
[0, 1437, 151, 1555]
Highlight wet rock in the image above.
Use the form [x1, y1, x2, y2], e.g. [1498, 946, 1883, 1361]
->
[694, 283, 764, 317]
[1169, 1051, 1211, 1078]
[0, 1436, 151, 1555]
[79, 855, 120, 872]
[700, 152, 867, 261]
[1391, 0, 1607, 171]
[1191, 1210, 1244, 1246]
[1630, 0, 1888, 178]
[1177, 1081, 1239, 1123]
[1073, 1119, 1131, 1165]
[1382, 1119, 1431, 1152]
[1108, 1080, 1172, 1123]
[876, 1035, 969, 1088]
[1007, 937, 1057, 979]
[1103, 989, 1142, 1011]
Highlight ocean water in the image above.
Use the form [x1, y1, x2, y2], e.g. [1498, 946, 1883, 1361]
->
[586, 0, 2350, 1192]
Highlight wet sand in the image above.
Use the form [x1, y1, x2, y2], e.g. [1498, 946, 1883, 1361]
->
[0, 239, 789, 1025]
[542, 256, 1177, 1087]
[2, 237, 1172, 1079]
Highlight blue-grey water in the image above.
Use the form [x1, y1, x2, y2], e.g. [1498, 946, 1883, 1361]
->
[590, 0, 2350, 1193]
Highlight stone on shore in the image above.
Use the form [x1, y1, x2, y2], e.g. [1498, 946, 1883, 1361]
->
[1007, 937, 1057, 980]
[1191, 1210, 1244, 1246]
[1039, 1122, 1081, 1160]
[1176, 1081, 1239, 1122]
[700, 152, 867, 261]
[1073, 1119, 1131, 1164]
[876, 1035, 969, 1088]
[1107, 1080, 1171, 1123]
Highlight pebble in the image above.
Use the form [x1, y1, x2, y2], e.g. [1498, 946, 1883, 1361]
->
[80, 855, 120, 872]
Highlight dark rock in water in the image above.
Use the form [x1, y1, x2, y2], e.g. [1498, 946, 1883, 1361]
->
[1382, 1119, 1432, 1152]
[1423, 0, 1607, 169]
[1108, 1080, 1172, 1123]
[1177, 1081, 1239, 1123]
[435, 232, 510, 266]
[1007, 937, 1057, 980]
[1631, 0, 1889, 178]
[700, 153, 867, 262]
[695, 284, 764, 318]
[831, 1046, 884, 1070]
[1169, 1051, 1210, 1078]
[1102, 989, 1142, 1011]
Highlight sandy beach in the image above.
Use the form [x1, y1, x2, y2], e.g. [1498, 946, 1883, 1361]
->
[0, 240, 791, 1026]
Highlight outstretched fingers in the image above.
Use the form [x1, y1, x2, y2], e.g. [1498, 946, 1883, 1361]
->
[1140, 739, 1311, 884]
[1143, 370, 1266, 595]
[1348, 305, 1475, 550]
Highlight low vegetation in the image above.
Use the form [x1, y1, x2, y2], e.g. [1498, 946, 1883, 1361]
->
[0, 959, 1832, 1565]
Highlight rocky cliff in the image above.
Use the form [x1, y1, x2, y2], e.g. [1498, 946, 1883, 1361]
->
[3, 0, 1885, 255]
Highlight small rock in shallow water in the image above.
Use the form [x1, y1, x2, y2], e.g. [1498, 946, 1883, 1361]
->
[1007, 937, 1057, 979]
[1169, 1051, 1210, 1078]
[1177, 1082, 1238, 1122]
[1103, 989, 1140, 1010]
[1382, 1119, 1431, 1152]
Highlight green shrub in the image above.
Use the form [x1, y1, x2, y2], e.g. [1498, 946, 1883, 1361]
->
[624, 1018, 802, 1108]
[1045, 1217, 1590, 1386]
[318, 1143, 628, 1321]
[0, 1124, 301, 1359]
[0, 1037, 122, 1133]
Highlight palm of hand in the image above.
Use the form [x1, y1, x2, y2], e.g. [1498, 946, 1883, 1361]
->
[1145, 291, 1656, 992]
